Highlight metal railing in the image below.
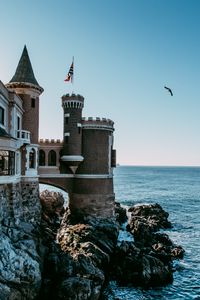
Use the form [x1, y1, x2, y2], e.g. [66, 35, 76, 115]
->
[16, 130, 31, 143]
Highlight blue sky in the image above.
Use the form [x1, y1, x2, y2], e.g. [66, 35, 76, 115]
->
[0, 0, 200, 166]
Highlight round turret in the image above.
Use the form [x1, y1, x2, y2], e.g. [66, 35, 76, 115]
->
[6, 46, 43, 144]
[61, 93, 84, 173]
[77, 117, 115, 175]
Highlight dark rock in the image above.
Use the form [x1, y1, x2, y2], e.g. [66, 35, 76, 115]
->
[127, 203, 172, 246]
[57, 277, 94, 300]
[115, 202, 128, 224]
[109, 203, 184, 288]
[171, 246, 185, 259]
[111, 241, 173, 286]
[40, 207, 119, 300]
[40, 190, 65, 223]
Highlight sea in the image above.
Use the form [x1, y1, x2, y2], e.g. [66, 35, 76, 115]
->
[40, 166, 200, 300]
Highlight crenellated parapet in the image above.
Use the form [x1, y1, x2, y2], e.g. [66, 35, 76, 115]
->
[39, 139, 63, 144]
[38, 139, 63, 171]
[82, 117, 114, 131]
[62, 93, 84, 109]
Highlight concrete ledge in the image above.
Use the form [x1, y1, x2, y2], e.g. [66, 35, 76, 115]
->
[39, 174, 74, 178]
[75, 174, 113, 179]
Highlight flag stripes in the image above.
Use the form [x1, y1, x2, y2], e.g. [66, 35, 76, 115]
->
[64, 59, 74, 83]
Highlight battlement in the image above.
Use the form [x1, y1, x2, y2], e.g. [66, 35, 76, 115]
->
[39, 139, 63, 144]
[62, 93, 84, 109]
[62, 93, 84, 101]
[82, 117, 114, 131]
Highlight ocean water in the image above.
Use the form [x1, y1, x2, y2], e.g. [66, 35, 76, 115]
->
[104, 166, 200, 300]
[40, 166, 200, 299]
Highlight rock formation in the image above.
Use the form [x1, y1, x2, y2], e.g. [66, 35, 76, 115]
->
[110, 203, 185, 287]
[0, 183, 42, 300]
[0, 187, 185, 299]
[39, 191, 119, 300]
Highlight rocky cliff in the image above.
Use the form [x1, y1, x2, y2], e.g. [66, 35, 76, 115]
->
[0, 185, 184, 300]
[0, 182, 42, 300]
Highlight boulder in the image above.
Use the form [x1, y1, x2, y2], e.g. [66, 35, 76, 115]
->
[127, 203, 172, 246]
[109, 203, 184, 288]
[111, 241, 173, 286]
[115, 202, 128, 224]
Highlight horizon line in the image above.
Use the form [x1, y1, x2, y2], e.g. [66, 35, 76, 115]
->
[116, 164, 200, 168]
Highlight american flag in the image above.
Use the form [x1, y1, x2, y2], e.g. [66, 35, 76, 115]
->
[64, 59, 74, 82]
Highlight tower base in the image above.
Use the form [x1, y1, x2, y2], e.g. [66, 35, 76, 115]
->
[69, 193, 115, 219]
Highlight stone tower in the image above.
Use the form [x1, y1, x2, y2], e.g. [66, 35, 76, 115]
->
[6, 46, 43, 176]
[6, 46, 43, 144]
[69, 117, 116, 218]
[61, 93, 84, 173]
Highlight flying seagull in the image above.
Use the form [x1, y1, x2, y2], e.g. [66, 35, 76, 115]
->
[164, 86, 173, 96]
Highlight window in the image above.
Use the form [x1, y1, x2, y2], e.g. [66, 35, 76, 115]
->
[29, 148, 35, 168]
[17, 116, 21, 138]
[39, 150, 45, 166]
[78, 127, 81, 134]
[31, 98, 35, 108]
[65, 117, 69, 124]
[65, 136, 69, 143]
[0, 106, 5, 125]
[0, 151, 15, 175]
[48, 150, 56, 166]
[17, 116, 20, 130]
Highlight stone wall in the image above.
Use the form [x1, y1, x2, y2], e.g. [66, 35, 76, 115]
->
[0, 180, 41, 225]
[69, 193, 115, 218]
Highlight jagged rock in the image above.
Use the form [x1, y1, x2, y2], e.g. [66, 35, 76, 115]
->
[171, 246, 185, 259]
[0, 182, 44, 300]
[57, 277, 94, 300]
[111, 241, 173, 286]
[40, 209, 119, 300]
[115, 202, 128, 224]
[0, 229, 42, 300]
[40, 190, 65, 221]
[127, 203, 172, 246]
[109, 203, 184, 288]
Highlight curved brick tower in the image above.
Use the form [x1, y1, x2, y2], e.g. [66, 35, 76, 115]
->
[70, 117, 116, 218]
[61, 93, 84, 173]
[6, 46, 43, 144]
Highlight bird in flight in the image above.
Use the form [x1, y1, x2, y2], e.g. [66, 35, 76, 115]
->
[164, 86, 173, 96]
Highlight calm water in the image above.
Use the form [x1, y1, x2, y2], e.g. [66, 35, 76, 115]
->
[40, 166, 200, 299]
[104, 166, 200, 300]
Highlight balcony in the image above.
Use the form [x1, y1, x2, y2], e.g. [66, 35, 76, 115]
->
[16, 130, 30, 144]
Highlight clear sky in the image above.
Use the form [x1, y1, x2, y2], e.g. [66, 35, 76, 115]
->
[0, 0, 200, 166]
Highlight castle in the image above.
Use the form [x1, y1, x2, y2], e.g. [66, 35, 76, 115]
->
[0, 46, 116, 220]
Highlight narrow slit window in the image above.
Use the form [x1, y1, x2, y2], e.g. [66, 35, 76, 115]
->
[31, 98, 35, 108]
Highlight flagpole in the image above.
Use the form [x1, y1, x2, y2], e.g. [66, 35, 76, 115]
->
[72, 56, 74, 94]
[64, 57, 74, 95]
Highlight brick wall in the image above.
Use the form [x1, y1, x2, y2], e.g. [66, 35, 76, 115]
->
[63, 107, 82, 155]
[69, 193, 115, 218]
[78, 129, 111, 174]
[19, 94, 39, 144]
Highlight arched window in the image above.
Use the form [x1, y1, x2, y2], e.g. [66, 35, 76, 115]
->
[48, 150, 56, 166]
[29, 148, 35, 169]
[39, 150, 45, 166]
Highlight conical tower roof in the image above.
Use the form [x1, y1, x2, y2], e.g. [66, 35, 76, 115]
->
[9, 46, 40, 86]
